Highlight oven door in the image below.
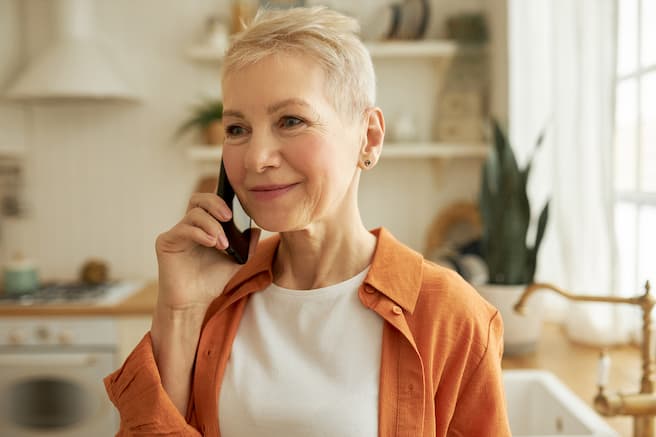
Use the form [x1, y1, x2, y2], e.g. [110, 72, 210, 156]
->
[0, 350, 117, 437]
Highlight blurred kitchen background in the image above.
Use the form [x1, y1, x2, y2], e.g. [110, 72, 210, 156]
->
[0, 0, 653, 436]
[0, 0, 508, 281]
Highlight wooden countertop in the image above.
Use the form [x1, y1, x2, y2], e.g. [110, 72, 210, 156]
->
[503, 323, 641, 436]
[0, 281, 158, 317]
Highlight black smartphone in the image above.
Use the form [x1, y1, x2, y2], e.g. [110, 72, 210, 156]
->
[216, 160, 252, 264]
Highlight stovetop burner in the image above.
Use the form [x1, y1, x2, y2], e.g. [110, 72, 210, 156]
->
[0, 281, 142, 306]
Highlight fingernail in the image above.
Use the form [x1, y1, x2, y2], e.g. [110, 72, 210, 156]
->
[219, 234, 229, 248]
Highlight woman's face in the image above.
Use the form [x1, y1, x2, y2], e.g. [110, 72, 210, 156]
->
[221, 54, 365, 232]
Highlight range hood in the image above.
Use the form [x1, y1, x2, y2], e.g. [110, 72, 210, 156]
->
[5, 0, 138, 102]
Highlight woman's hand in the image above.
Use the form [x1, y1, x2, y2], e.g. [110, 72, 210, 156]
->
[155, 192, 260, 312]
[151, 192, 260, 415]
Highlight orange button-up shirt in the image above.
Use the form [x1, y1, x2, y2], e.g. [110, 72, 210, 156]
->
[105, 228, 511, 436]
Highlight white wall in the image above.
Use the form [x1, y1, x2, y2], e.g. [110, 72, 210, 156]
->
[0, 0, 503, 282]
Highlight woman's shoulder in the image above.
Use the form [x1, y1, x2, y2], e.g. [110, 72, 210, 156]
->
[411, 260, 500, 347]
[419, 259, 497, 319]
[369, 227, 498, 331]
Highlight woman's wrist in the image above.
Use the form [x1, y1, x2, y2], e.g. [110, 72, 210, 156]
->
[150, 300, 208, 415]
[150, 303, 207, 359]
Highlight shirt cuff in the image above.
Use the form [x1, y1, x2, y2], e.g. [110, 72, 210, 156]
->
[104, 332, 199, 434]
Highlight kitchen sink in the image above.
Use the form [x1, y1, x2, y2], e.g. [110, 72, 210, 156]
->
[503, 370, 618, 436]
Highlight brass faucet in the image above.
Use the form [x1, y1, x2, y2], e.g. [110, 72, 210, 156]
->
[514, 281, 655, 437]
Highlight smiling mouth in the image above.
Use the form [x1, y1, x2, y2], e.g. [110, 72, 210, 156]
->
[249, 183, 299, 200]
[250, 184, 297, 192]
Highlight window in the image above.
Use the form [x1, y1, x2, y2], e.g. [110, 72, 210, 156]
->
[614, 0, 656, 296]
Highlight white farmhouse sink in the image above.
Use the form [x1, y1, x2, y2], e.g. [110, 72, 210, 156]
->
[503, 370, 619, 437]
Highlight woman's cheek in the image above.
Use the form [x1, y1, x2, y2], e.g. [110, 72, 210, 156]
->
[222, 147, 246, 186]
[287, 135, 327, 169]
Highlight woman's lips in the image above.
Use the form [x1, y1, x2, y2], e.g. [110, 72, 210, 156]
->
[249, 183, 298, 201]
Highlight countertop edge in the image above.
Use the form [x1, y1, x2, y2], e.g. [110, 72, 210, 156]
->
[0, 281, 158, 316]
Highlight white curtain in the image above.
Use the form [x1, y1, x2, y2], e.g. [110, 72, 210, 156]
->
[508, 0, 634, 345]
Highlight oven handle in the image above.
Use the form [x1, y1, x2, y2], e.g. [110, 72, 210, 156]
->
[0, 353, 98, 367]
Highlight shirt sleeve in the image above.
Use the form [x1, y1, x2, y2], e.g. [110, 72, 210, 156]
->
[445, 311, 512, 437]
[103, 332, 202, 436]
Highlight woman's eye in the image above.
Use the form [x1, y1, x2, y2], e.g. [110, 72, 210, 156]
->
[225, 125, 247, 137]
[279, 116, 304, 129]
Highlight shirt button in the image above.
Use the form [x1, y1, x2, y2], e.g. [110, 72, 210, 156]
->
[364, 285, 375, 294]
[392, 305, 402, 315]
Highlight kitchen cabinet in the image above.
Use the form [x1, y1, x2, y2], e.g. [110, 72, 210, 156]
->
[367, 40, 488, 150]
[0, 282, 157, 365]
[116, 316, 152, 363]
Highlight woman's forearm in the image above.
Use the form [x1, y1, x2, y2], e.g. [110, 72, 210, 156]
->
[150, 302, 207, 416]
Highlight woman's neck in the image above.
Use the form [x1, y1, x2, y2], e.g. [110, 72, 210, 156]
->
[272, 220, 377, 290]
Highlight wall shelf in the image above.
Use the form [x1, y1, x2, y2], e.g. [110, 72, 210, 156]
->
[186, 45, 225, 62]
[0, 147, 24, 159]
[382, 142, 488, 158]
[187, 142, 488, 162]
[187, 145, 222, 160]
[365, 40, 459, 58]
[366, 40, 485, 58]
[186, 40, 483, 63]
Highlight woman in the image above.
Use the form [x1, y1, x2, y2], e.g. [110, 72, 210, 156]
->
[105, 6, 511, 436]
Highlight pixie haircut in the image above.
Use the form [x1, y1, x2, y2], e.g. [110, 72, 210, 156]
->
[221, 6, 376, 118]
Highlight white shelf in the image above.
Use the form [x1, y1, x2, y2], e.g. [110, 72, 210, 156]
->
[365, 40, 458, 58]
[382, 142, 488, 158]
[186, 40, 483, 63]
[0, 147, 24, 159]
[186, 45, 225, 62]
[187, 143, 488, 161]
[187, 145, 222, 160]
[365, 40, 485, 58]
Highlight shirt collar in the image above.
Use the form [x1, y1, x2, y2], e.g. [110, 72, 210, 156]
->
[364, 227, 423, 313]
[223, 227, 424, 313]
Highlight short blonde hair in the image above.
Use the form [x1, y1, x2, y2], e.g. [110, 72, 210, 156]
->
[222, 6, 376, 118]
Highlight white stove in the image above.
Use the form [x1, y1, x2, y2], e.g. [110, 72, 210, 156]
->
[0, 317, 119, 436]
[0, 281, 144, 436]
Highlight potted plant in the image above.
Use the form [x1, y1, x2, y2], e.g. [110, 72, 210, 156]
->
[477, 120, 549, 356]
[175, 98, 224, 145]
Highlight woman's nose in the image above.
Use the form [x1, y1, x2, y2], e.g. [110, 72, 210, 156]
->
[243, 129, 281, 173]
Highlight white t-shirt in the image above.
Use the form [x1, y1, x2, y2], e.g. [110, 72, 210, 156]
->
[219, 267, 382, 437]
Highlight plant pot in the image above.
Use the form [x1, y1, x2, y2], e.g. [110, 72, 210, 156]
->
[204, 120, 224, 145]
[476, 283, 542, 357]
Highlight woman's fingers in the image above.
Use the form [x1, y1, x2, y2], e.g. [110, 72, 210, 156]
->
[187, 192, 233, 221]
[156, 222, 216, 255]
[188, 210, 231, 248]
[161, 193, 258, 258]
[185, 223, 223, 248]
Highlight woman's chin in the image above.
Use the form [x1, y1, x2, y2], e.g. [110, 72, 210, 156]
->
[251, 215, 304, 234]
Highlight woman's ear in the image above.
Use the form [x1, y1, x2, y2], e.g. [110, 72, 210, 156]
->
[358, 107, 385, 169]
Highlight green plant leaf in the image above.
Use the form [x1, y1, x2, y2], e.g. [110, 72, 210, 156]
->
[174, 99, 223, 140]
[479, 119, 549, 285]
[526, 202, 549, 282]
[521, 127, 546, 191]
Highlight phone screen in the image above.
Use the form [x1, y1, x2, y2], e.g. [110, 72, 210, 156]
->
[216, 160, 252, 264]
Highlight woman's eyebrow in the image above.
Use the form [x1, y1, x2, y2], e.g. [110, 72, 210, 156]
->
[222, 99, 314, 119]
[222, 109, 245, 119]
[267, 98, 312, 114]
